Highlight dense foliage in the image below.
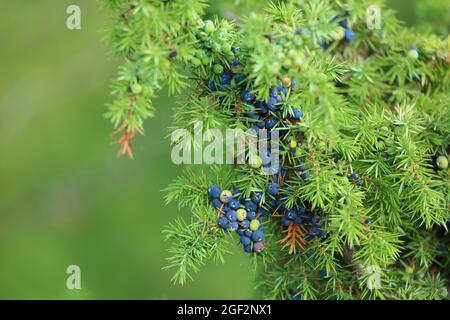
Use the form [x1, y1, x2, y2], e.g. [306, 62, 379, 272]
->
[104, 0, 449, 299]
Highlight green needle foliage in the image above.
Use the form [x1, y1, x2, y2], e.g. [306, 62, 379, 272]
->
[104, 0, 449, 299]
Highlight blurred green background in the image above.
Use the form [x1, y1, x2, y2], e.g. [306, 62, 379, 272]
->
[0, 0, 447, 299]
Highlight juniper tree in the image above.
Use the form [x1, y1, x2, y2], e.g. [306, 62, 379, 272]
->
[103, 0, 449, 299]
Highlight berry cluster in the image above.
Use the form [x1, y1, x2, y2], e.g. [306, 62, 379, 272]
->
[208, 185, 267, 253]
[203, 16, 364, 254]
[263, 182, 327, 241]
[190, 20, 235, 71]
[348, 172, 364, 186]
[208, 60, 302, 140]
[320, 17, 355, 50]
[337, 18, 355, 42]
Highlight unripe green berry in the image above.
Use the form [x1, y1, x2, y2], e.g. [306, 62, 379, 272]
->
[249, 155, 262, 169]
[318, 141, 327, 150]
[201, 56, 210, 65]
[131, 83, 142, 94]
[440, 287, 448, 298]
[191, 58, 201, 67]
[196, 50, 206, 58]
[290, 139, 297, 149]
[408, 49, 419, 60]
[436, 155, 449, 170]
[236, 208, 247, 221]
[204, 20, 215, 33]
[294, 56, 304, 67]
[221, 42, 231, 52]
[212, 42, 222, 53]
[213, 64, 224, 74]
[250, 219, 260, 231]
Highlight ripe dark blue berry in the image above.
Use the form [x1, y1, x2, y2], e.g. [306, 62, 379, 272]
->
[234, 73, 245, 84]
[218, 217, 229, 229]
[226, 210, 238, 222]
[247, 211, 257, 220]
[240, 235, 251, 246]
[267, 182, 279, 196]
[257, 120, 265, 129]
[258, 102, 269, 114]
[208, 185, 221, 198]
[344, 28, 354, 42]
[281, 216, 292, 227]
[267, 97, 277, 111]
[311, 214, 321, 225]
[318, 229, 327, 238]
[240, 89, 256, 102]
[251, 230, 265, 242]
[292, 108, 303, 120]
[228, 222, 239, 231]
[269, 87, 278, 98]
[309, 226, 320, 236]
[231, 59, 241, 68]
[297, 206, 306, 214]
[265, 118, 277, 130]
[244, 229, 253, 238]
[251, 192, 262, 204]
[294, 217, 303, 225]
[229, 198, 241, 210]
[240, 219, 250, 229]
[350, 172, 359, 180]
[258, 207, 270, 217]
[267, 199, 277, 207]
[287, 209, 297, 220]
[208, 79, 218, 91]
[292, 294, 302, 300]
[212, 198, 222, 208]
[245, 201, 257, 212]
[244, 244, 252, 253]
[339, 19, 348, 28]
[220, 72, 232, 86]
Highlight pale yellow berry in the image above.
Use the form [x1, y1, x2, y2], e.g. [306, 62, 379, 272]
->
[220, 190, 232, 203]
[332, 27, 346, 41]
[436, 155, 449, 170]
[236, 208, 247, 221]
[249, 155, 262, 169]
[250, 219, 260, 231]
[281, 77, 291, 88]
[290, 139, 297, 149]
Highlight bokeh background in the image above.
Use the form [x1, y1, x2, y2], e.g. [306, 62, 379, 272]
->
[0, 0, 448, 299]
